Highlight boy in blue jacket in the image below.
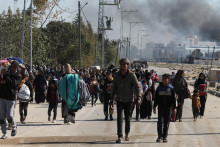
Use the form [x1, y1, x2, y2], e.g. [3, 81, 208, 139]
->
[153, 74, 176, 143]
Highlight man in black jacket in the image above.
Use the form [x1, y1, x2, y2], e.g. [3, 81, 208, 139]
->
[153, 74, 176, 143]
[0, 61, 22, 139]
[111, 58, 141, 143]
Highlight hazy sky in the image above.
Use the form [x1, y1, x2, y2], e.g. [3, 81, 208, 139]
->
[0, 0, 219, 43]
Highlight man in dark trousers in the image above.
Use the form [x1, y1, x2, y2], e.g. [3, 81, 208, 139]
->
[0, 61, 22, 139]
[111, 58, 141, 143]
[153, 74, 176, 143]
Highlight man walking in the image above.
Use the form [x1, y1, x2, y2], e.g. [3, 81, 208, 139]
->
[111, 58, 141, 143]
[0, 61, 22, 139]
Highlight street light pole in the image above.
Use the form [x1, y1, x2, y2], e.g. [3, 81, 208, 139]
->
[30, 0, 33, 72]
[140, 34, 148, 59]
[207, 45, 209, 71]
[129, 22, 142, 61]
[211, 46, 215, 70]
[78, 1, 82, 68]
[21, 0, 26, 61]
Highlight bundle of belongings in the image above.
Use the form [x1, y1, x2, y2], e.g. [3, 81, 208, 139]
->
[59, 74, 90, 111]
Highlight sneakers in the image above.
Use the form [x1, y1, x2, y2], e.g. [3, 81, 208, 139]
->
[48, 116, 51, 121]
[52, 119, 56, 123]
[22, 121, 27, 124]
[163, 138, 168, 143]
[125, 134, 130, 141]
[1, 134, 7, 139]
[156, 137, 163, 143]
[116, 138, 122, 143]
[110, 115, 113, 121]
[11, 128, 17, 137]
[67, 122, 72, 125]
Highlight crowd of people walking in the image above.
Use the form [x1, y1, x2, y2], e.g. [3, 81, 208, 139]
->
[0, 58, 208, 144]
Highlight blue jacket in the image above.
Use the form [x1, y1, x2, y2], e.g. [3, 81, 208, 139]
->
[153, 83, 176, 110]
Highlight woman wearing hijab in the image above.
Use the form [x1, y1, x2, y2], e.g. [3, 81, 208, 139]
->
[194, 73, 207, 118]
[140, 72, 155, 119]
[33, 68, 47, 104]
[172, 70, 190, 122]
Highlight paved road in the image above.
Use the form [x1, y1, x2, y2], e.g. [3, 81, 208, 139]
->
[1, 67, 220, 147]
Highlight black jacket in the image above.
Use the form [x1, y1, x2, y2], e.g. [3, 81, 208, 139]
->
[2, 72, 22, 101]
[153, 83, 176, 110]
[46, 80, 59, 104]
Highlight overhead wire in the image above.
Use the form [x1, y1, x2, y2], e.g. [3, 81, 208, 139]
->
[55, 2, 78, 14]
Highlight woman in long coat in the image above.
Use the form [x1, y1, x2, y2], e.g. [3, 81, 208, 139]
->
[172, 70, 189, 122]
[33, 68, 47, 104]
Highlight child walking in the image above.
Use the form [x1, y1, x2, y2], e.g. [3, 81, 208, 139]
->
[47, 79, 59, 123]
[191, 89, 201, 121]
[89, 75, 99, 107]
[153, 74, 176, 143]
[18, 76, 31, 124]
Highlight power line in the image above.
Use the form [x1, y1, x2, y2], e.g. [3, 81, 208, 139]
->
[54, 1, 77, 14]
[81, 9, 89, 23]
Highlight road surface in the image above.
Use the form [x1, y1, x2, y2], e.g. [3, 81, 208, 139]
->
[1, 67, 220, 147]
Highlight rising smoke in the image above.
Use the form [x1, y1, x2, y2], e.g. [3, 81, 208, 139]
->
[123, 0, 220, 42]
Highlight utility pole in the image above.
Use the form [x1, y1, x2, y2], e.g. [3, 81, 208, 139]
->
[141, 34, 149, 59]
[119, 10, 137, 60]
[120, 10, 137, 42]
[137, 30, 148, 58]
[129, 22, 142, 61]
[211, 46, 215, 70]
[97, 0, 119, 68]
[126, 37, 129, 57]
[30, 0, 33, 72]
[21, 0, 26, 61]
[207, 45, 209, 71]
[78, 1, 82, 68]
[95, 40, 98, 65]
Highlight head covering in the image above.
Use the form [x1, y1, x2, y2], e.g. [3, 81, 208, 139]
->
[196, 73, 206, 85]
[11, 60, 19, 68]
[145, 72, 152, 79]
[175, 70, 184, 78]
[119, 58, 130, 65]
[38, 67, 43, 74]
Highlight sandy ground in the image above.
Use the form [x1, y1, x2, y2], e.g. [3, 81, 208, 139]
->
[1, 67, 220, 147]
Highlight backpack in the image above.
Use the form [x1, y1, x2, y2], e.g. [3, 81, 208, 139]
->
[18, 84, 30, 101]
